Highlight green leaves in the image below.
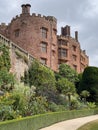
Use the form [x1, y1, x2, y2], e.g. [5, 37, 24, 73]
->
[24, 60, 56, 93]
[0, 44, 11, 71]
[56, 78, 76, 95]
[79, 66, 98, 102]
[59, 64, 79, 83]
[0, 44, 15, 91]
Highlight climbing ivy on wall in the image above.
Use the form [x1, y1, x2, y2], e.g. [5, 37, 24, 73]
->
[0, 43, 11, 71]
[0, 43, 15, 91]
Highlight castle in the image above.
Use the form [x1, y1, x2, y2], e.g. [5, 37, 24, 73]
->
[0, 4, 89, 78]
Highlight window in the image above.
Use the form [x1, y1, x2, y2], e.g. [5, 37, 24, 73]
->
[61, 40, 67, 46]
[15, 29, 20, 37]
[52, 44, 55, 50]
[73, 65, 77, 71]
[58, 40, 67, 46]
[81, 56, 85, 62]
[41, 27, 47, 38]
[41, 42, 47, 53]
[72, 45, 76, 51]
[73, 55, 77, 61]
[40, 58, 47, 65]
[52, 50, 55, 57]
[53, 28, 57, 35]
[59, 48, 67, 57]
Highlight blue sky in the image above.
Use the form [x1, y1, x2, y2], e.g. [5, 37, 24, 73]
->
[0, 0, 98, 67]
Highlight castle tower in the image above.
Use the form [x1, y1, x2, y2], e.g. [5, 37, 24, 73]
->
[6, 4, 58, 71]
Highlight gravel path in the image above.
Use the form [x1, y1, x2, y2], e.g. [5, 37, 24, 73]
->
[40, 115, 98, 130]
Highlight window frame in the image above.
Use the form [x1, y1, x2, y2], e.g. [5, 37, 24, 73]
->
[59, 48, 68, 57]
[41, 42, 47, 53]
[72, 45, 77, 51]
[41, 27, 48, 39]
[40, 58, 47, 65]
[15, 29, 20, 37]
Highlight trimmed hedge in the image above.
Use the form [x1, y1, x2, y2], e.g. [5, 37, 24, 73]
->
[0, 109, 98, 130]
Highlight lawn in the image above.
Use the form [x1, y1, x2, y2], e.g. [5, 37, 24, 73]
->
[78, 119, 98, 130]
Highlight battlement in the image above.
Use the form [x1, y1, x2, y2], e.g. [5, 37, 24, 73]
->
[0, 23, 7, 27]
[31, 14, 57, 23]
[10, 13, 57, 25]
[7, 4, 57, 25]
[80, 49, 88, 58]
[46, 16, 57, 22]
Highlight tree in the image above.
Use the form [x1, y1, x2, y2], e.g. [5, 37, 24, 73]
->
[56, 63, 79, 83]
[56, 78, 76, 109]
[23, 60, 56, 101]
[76, 73, 83, 93]
[79, 66, 98, 102]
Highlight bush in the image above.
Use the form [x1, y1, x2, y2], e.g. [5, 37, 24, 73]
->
[0, 109, 98, 130]
[79, 66, 98, 102]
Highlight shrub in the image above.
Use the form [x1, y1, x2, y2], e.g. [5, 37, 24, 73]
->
[79, 66, 98, 102]
[0, 109, 98, 130]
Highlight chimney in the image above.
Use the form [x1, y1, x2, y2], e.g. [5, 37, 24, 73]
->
[21, 4, 31, 15]
[61, 25, 71, 37]
[68, 26, 70, 36]
[61, 27, 65, 35]
[65, 25, 70, 36]
[75, 31, 78, 42]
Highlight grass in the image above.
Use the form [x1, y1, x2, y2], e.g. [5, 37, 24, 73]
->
[78, 119, 98, 130]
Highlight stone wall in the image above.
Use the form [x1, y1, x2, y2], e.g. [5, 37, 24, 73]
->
[0, 34, 34, 81]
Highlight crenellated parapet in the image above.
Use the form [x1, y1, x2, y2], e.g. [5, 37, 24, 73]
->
[0, 23, 8, 36]
[9, 13, 57, 27]
[0, 23, 7, 27]
[9, 3, 57, 26]
[80, 49, 88, 58]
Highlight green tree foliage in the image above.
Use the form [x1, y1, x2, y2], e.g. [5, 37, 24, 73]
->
[79, 66, 98, 102]
[24, 60, 55, 87]
[24, 60, 56, 101]
[76, 73, 83, 93]
[56, 63, 79, 83]
[55, 63, 79, 109]
[56, 78, 76, 109]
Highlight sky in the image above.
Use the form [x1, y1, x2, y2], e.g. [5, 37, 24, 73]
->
[0, 0, 98, 67]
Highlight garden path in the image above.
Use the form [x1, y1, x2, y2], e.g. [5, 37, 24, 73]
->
[40, 115, 98, 130]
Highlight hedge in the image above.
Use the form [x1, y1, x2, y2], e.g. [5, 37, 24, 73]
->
[0, 109, 98, 130]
